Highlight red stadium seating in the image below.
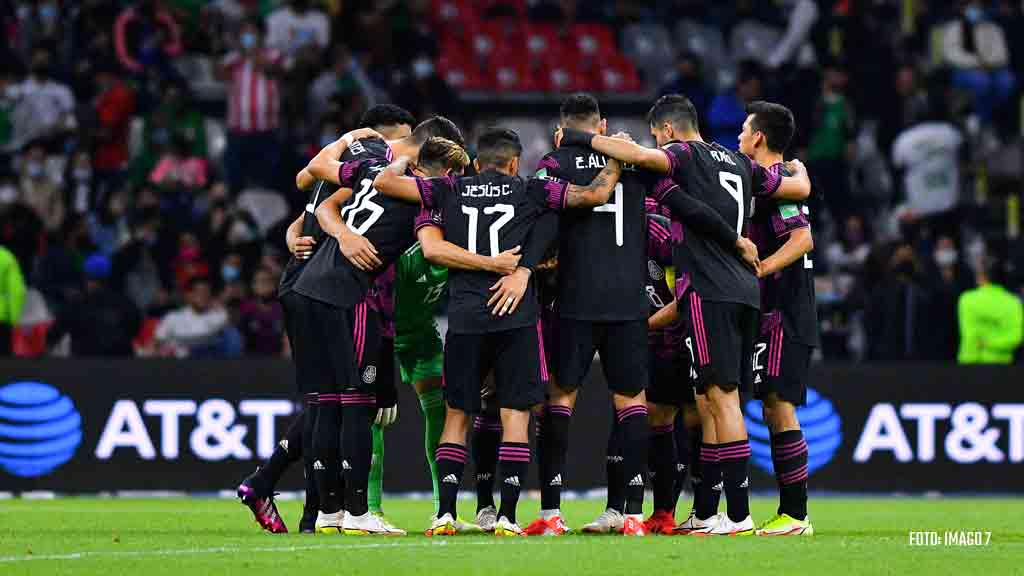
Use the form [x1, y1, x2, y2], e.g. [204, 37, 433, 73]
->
[12, 322, 52, 357]
[438, 54, 486, 90]
[571, 24, 616, 59]
[596, 55, 643, 93]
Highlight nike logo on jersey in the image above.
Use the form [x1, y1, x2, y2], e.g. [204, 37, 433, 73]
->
[549, 474, 562, 487]
[628, 474, 644, 487]
[442, 474, 459, 484]
[504, 476, 521, 487]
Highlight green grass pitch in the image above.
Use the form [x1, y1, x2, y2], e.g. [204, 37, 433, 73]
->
[1, 497, 1022, 575]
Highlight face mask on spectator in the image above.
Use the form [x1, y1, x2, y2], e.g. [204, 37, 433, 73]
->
[222, 264, 241, 283]
[412, 57, 435, 80]
[965, 5, 984, 23]
[39, 2, 57, 24]
[240, 32, 257, 51]
[935, 248, 958, 267]
[25, 162, 44, 180]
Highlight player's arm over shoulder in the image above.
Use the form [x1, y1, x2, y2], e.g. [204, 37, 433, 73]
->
[755, 158, 811, 201]
[560, 127, 672, 174]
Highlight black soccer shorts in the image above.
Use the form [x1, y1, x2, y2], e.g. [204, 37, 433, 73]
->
[556, 318, 648, 398]
[646, 349, 696, 408]
[753, 314, 812, 406]
[282, 293, 381, 395]
[682, 292, 758, 395]
[443, 322, 547, 413]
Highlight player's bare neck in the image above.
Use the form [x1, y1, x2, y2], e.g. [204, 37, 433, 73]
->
[388, 138, 418, 159]
[755, 150, 785, 168]
[679, 130, 703, 143]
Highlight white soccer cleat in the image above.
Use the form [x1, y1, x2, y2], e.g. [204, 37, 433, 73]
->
[703, 514, 755, 536]
[314, 510, 344, 534]
[475, 505, 498, 532]
[425, 513, 458, 536]
[343, 511, 406, 535]
[580, 508, 625, 534]
[673, 511, 722, 535]
[493, 516, 525, 537]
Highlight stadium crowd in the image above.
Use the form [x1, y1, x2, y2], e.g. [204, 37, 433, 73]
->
[0, 0, 1021, 362]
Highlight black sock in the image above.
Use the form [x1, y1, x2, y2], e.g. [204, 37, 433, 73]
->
[605, 416, 624, 513]
[650, 423, 678, 514]
[312, 397, 342, 513]
[671, 422, 692, 515]
[772, 430, 808, 520]
[617, 405, 649, 515]
[719, 439, 751, 522]
[539, 405, 571, 511]
[258, 407, 306, 493]
[341, 393, 375, 517]
[695, 442, 720, 520]
[498, 442, 530, 524]
[472, 415, 501, 511]
[301, 398, 318, 519]
[436, 442, 468, 519]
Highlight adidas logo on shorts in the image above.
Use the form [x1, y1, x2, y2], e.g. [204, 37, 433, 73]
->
[628, 474, 644, 487]
[279, 439, 289, 452]
[711, 482, 723, 492]
[740, 477, 749, 488]
[442, 474, 459, 484]
[417, 274, 428, 283]
[504, 476, 521, 487]
[342, 460, 352, 470]
[313, 460, 325, 471]
[755, 374, 763, 384]
[549, 474, 562, 487]
[676, 463, 686, 472]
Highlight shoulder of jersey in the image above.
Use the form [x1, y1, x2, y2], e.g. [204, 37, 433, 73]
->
[341, 137, 391, 161]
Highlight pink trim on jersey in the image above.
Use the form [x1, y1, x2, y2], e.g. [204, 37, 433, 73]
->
[689, 292, 710, 366]
[536, 319, 550, 382]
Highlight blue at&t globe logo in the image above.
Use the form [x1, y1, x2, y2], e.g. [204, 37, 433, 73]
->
[744, 387, 842, 475]
[0, 381, 82, 477]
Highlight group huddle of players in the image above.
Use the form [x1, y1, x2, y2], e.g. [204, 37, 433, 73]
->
[233, 90, 819, 538]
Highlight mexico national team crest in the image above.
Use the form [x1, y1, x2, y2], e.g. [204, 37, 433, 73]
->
[362, 366, 377, 384]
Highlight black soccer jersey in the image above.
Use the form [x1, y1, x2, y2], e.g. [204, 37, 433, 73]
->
[292, 138, 420, 308]
[278, 179, 336, 297]
[750, 164, 819, 347]
[415, 169, 568, 334]
[652, 140, 782, 308]
[536, 146, 651, 321]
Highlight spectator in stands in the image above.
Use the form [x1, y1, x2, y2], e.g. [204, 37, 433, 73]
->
[942, 0, 1016, 125]
[238, 267, 284, 356]
[265, 0, 330, 58]
[87, 189, 130, 257]
[958, 255, 1024, 364]
[92, 64, 136, 203]
[808, 62, 854, 222]
[46, 253, 141, 357]
[218, 17, 283, 192]
[765, 0, 819, 69]
[865, 243, 932, 362]
[4, 48, 76, 152]
[825, 214, 871, 296]
[308, 44, 379, 120]
[18, 145, 64, 232]
[879, 63, 931, 151]
[659, 51, 711, 122]
[171, 231, 210, 295]
[891, 106, 963, 242]
[112, 208, 169, 313]
[133, 84, 207, 186]
[153, 277, 241, 358]
[707, 60, 762, 151]
[114, 0, 184, 81]
[923, 236, 972, 361]
[148, 137, 209, 190]
[0, 245, 26, 356]
[33, 215, 92, 314]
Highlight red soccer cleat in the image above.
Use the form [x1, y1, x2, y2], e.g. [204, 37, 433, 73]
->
[643, 510, 677, 535]
[622, 515, 647, 536]
[524, 516, 570, 536]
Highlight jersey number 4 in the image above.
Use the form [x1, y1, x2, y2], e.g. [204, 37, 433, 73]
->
[593, 183, 624, 246]
[462, 204, 515, 256]
[341, 178, 385, 234]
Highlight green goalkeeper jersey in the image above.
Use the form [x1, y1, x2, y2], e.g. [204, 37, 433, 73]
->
[393, 242, 448, 352]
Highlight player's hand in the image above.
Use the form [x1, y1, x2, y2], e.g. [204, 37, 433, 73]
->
[345, 127, 384, 142]
[785, 158, 807, 175]
[610, 131, 634, 142]
[288, 235, 317, 260]
[338, 230, 382, 270]
[375, 405, 398, 427]
[553, 125, 563, 149]
[491, 245, 522, 275]
[736, 236, 760, 271]
[488, 267, 531, 316]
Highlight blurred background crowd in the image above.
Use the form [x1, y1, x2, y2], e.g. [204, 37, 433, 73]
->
[0, 0, 1021, 363]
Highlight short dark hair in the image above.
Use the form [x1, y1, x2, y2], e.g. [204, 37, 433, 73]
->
[359, 104, 416, 131]
[559, 93, 601, 127]
[411, 116, 465, 148]
[418, 137, 470, 173]
[476, 127, 522, 170]
[745, 101, 795, 153]
[647, 94, 698, 133]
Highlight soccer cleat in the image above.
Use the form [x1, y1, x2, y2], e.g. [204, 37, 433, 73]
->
[493, 516, 526, 537]
[642, 510, 676, 535]
[673, 511, 721, 535]
[454, 517, 484, 533]
[314, 511, 344, 534]
[237, 482, 287, 534]
[523, 516, 570, 536]
[702, 515, 755, 536]
[756, 514, 814, 536]
[581, 508, 625, 534]
[475, 505, 498, 533]
[622, 515, 647, 536]
[425, 513, 458, 536]
[343, 511, 407, 536]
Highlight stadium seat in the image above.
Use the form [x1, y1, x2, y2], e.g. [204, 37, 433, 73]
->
[492, 56, 537, 92]
[431, 0, 476, 26]
[676, 19, 732, 89]
[571, 24, 615, 59]
[620, 23, 674, 87]
[541, 60, 589, 93]
[523, 24, 563, 65]
[729, 19, 783, 69]
[597, 56, 642, 93]
[438, 56, 486, 90]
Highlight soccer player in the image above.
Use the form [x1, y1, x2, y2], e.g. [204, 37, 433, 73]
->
[237, 105, 416, 535]
[533, 94, 752, 536]
[292, 115, 464, 535]
[372, 127, 622, 536]
[738, 101, 818, 536]
[559, 94, 810, 535]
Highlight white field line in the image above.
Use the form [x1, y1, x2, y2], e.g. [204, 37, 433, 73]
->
[0, 539, 510, 564]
